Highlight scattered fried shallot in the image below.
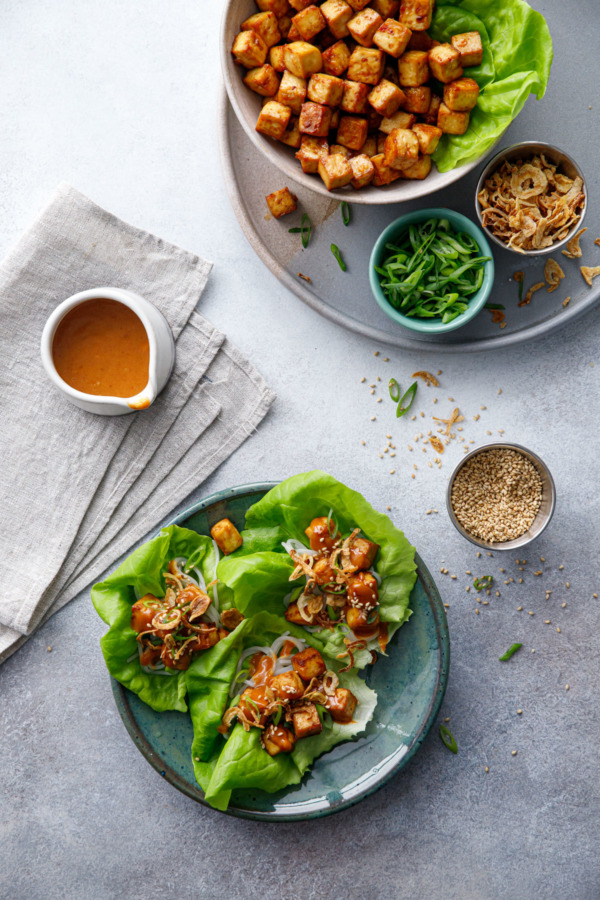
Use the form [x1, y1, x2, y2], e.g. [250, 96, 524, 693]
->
[433, 407, 464, 436]
[561, 227, 587, 259]
[581, 266, 600, 287]
[544, 258, 565, 293]
[412, 370, 439, 387]
[518, 281, 545, 307]
[428, 436, 445, 454]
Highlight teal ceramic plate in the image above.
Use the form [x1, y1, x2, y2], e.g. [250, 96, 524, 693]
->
[111, 482, 450, 821]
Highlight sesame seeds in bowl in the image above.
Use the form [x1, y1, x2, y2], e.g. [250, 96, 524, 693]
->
[447, 443, 556, 551]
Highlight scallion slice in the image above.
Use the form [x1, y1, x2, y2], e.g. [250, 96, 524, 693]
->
[499, 643, 522, 662]
[440, 724, 458, 754]
[396, 382, 417, 417]
[331, 243, 347, 271]
[389, 377, 400, 402]
[341, 201, 350, 226]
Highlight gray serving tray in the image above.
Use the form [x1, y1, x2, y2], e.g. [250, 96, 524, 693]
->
[218, 0, 600, 352]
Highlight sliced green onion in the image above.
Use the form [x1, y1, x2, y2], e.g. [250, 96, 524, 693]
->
[439, 724, 458, 754]
[331, 243, 347, 272]
[301, 213, 311, 248]
[473, 575, 493, 590]
[396, 382, 417, 417]
[288, 227, 301, 233]
[272, 706, 283, 726]
[485, 303, 505, 310]
[341, 201, 350, 226]
[499, 643, 523, 662]
[389, 377, 400, 402]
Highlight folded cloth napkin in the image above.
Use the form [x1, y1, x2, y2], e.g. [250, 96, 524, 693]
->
[0, 184, 275, 663]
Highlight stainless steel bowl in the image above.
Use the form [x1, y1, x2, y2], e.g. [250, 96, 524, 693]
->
[474, 141, 587, 256]
[446, 442, 556, 551]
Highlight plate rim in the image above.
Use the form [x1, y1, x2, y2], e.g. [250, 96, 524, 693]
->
[110, 480, 450, 821]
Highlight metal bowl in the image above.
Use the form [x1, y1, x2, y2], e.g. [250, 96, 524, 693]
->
[474, 141, 587, 256]
[446, 442, 556, 551]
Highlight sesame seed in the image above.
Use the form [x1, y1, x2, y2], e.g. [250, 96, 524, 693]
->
[558, 565, 564, 570]
[475, 608, 480, 614]
[477, 552, 481, 558]
[390, 469, 395, 474]
[377, 398, 382, 403]
[383, 356, 389, 361]
[484, 766, 489, 773]
[379, 453, 383, 459]
[544, 620, 550, 624]
[511, 750, 517, 756]
[448, 396, 454, 401]
[444, 717, 450, 722]
[561, 603, 566, 608]
[377, 376, 381, 382]
[386, 505, 391, 511]
[565, 684, 569, 691]
[528, 611, 534, 616]
[517, 606, 522, 611]
[451, 574, 457, 580]
[481, 406, 487, 410]
[371, 416, 376, 421]
[566, 582, 570, 588]
[594, 594, 599, 599]
[361, 440, 366, 446]
[408, 445, 413, 451]
[386, 434, 392, 439]
[556, 627, 561, 633]
[498, 389, 502, 395]
[360, 377, 366, 383]
[384, 447, 389, 453]
[426, 509, 432, 515]
[370, 389, 375, 395]
[540, 557, 545, 562]
[374, 351, 380, 356]
[517, 709, 522, 715]
[47, 646, 52, 652]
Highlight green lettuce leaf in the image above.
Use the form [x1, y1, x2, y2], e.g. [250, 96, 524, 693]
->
[431, 0, 553, 172]
[91, 525, 220, 713]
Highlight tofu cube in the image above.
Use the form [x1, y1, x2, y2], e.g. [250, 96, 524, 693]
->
[423, 92, 441, 125]
[322, 40, 352, 76]
[292, 704, 323, 739]
[299, 101, 332, 136]
[429, 44, 463, 83]
[347, 0, 371, 9]
[231, 30, 268, 69]
[326, 688, 358, 723]
[320, 0, 353, 39]
[269, 670, 306, 700]
[399, 0, 434, 30]
[295, 135, 329, 172]
[279, 115, 302, 147]
[348, 9, 383, 47]
[263, 724, 296, 756]
[318, 153, 353, 190]
[278, 14, 293, 39]
[330, 143, 353, 158]
[277, 71, 308, 114]
[256, 0, 290, 16]
[451, 31, 483, 67]
[398, 50, 429, 86]
[283, 41, 323, 78]
[307, 73, 344, 107]
[379, 109, 416, 133]
[292, 4, 326, 40]
[403, 85, 431, 114]
[287, 22, 301, 40]
[371, 153, 402, 186]
[256, 100, 292, 140]
[292, 646, 327, 681]
[443, 76, 480, 111]
[383, 127, 419, 169]
[265, 187, 298, 217]
[412, 122, 442, 154]
[348, 537, 380, 571]
[408, 30, 432, 51]
[347, 47, 385, 85]
[243, 65, 280, 97]
[371, 0, 399, 16]
[350, 153, 375, 189]
[241, 11, 281, 48]
[368, 79, 405, 117]
[336, 114, 368, 150]
[341, 79, 369, 113]
[362, 135, 377, 157]
[400, 153, 432, 179]
[269, 45, 287, 71]
[210, 518, 243, 555]
[437, 101, 470, 134]
[373, 19, 412, 58]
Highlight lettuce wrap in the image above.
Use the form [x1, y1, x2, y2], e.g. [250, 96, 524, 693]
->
[431, 0, 553, 172]
[186, 611, 377, 811]
[217, 471, 417, 668]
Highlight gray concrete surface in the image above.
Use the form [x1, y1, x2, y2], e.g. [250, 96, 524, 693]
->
[1, 2, 599, 898]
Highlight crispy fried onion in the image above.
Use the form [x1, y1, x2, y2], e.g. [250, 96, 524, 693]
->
[412, 370, 439, 386]
[339, 528, 361, 572]
[428, 436, 445, 454]
[433, 407, 464, 437]
[163, 632, 196, 662]
[544, 258, 565, 293]
[298, 590, 324, 622]
[490, 309, 506, 324]
[518, 281, 545, 307]
[151, 608, 181, 631]
[561, 227, 587, 259]
[187, 592, 212, 621]
[220, 607, 244, 631]
[289, 550, 317, 582]
[337, 639, 367, 672]
[581, 266, 600, 287]
[322, 670, 339, 696]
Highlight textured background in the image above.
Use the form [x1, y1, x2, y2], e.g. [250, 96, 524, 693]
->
[1, 1, 599, 898]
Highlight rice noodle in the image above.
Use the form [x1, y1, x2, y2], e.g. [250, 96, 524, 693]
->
[282, 589, 297, 608]
[270, 633, 306, 656]
[202, 604, 221, 626]
[368, 567, 382, 585]
[126, 652, 138, 663]
[272, 660, 295, 676]
[282, 539, 317, 556]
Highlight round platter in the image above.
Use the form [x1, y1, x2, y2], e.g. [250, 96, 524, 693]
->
[111, 482, 450, 822]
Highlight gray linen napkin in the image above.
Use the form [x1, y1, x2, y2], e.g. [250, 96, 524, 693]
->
[0, 184, 275, 662]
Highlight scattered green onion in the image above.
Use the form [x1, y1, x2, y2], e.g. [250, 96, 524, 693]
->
[439, 725, 458, 754]
[396, 382, 417, 418]
[272, 706, 283, 726]
[499, 643, 523, 662]
[288, 213, 312, 248]
[374, 217, 491, 322]
[473, 575, 493, 590]
[331, 243, 347, 271]
[341, 201, 350, 226]
[389, 377, 401, 402]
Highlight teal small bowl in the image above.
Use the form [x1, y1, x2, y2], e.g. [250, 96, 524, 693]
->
[369, 207, 495, 334]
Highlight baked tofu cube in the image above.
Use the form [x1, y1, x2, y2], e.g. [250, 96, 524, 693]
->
[284, 41, 323, 77]
[437, 101, 469, 134]
[371, 0, 399, 16]
[322, 40, 351, 76]
[412, 122, 442, 154]
[269, 45, 287, 71]
[443, 77, 480, 111]
[320, 0, 353, 38]
[347, 0, 371, 9]
[318, 153, 353, 189]
[292, 647, 327, 681]
[348, 537, 379, 571]
[451, 31, 483, 68]
[350, 153, 375, 189]
[347, 47, 385, 84]
[337, 114, 368, 150]
[292, 4, 326, 40]
[368, 79, 405, 117]
[299, 101, 332, 135]
[379, 109, 416, 133]
[210, 518, 243, 555]
[287, 22, 301, 40]
[270, 670, 306, 700]
[373, 19, 412, 58]
[241, 11, 281, 48]
[347, 571, 379, 607]
[292, 704, 322, 739]
[295, 135, 329, 172]
[423, 92, 441, 125]
[330, 143, 353, 158]
[408, 30, 432, 51]
[429, 44, 463, 83]
[383, 127, 419, 169]
[362, 135, 377, 157]
[278, 15, 292, 39]
[341, 79, 369, 113]
[398, 50, 429, 86]
[265, 186, 298, 218]
[263, 724, 296, 756]
[371, 153, 402, 186]
[256, 100, 292, 140]
[243, 65, 280, 97]
[277, 71, 307, 114]
[399, 0, 433, 30]
[307, 73, 344, 106]
[400, 153, 432, 179]
[279, 115, 302, 148]
[326, 688, 358, 723]
[348, 9, 383, 47]
[403, 85, 431, 114]
[231, 31, 268, 69]
[256, 0, 290, 16]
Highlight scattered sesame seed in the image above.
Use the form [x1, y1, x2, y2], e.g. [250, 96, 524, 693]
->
[558, 565, 564, 570]
[370, 383, 375, 388]
[465, 570, 472, 575]
[556, 627, 561, 633]
[377, 376, 381, 382]
[384, 447, 389, 454]
[361, 377, 366, 383]
[481, 406, 487, 410]
[496, 591, 500, 597]
[517, 709, 522, 715]
[544, 620, 550, 624]
[486, 430, 492, 435]
[565, 684, 569, 691]
[47, 646, 52, 652]
[426, 509, 432, 515]
[466, 586, 470, 593]
[374, 351, 380, 356]
[390, 443, 396, 449]
[371, 416, 376, 421]
[386, 434, 392, 439]
[448, 396, 454, 401]
[511, 750, 517, 756]
[437, 370, 442, 375]
[390, 469, 395, 474]
[475, 608, 480, 614]
[379, 453, 383, 459]
[534, 570, 542, 576]
[370, 389, 375, 395]
[483, 600, 488, 605]
[498, 389, 502, 395]
[594, 594, 599, 599]
[566, 582, 570, 588]
[561, 602, 566, 608]
[433, 397, 438, 404]
[386, 505, 391, 511]
[390, 452, 396, 457]
[383, 357, 389, 361]
[484, 766, 489, 773]
[540, 557, 545, 562]
[408, 445, 413, 451]
[444, 717, 450, 722]
[361, 440, 366, 446]
[518, 578, 523, 584]
[517, 606, 522, 611]
[411, 473, 415, 479]
[433, 509, 438, 514]
[528, 611, 534, 616]
[377, 398, 382, 403]
[444, 603, 450, 609]
[451, 574, 457, 580]
[531, 649, 535, 653]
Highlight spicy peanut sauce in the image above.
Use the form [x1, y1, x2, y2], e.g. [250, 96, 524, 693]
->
[52, 298, 149, 397]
